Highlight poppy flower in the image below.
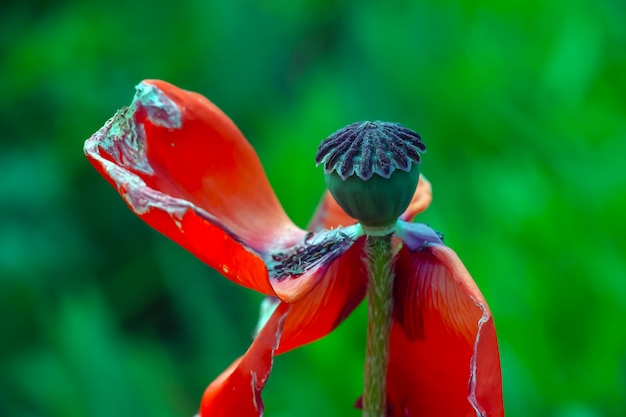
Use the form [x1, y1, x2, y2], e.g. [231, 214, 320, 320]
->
[84, 80, 503, 417]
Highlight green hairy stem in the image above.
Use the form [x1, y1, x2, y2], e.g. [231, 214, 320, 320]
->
[362, 233, 394, 417]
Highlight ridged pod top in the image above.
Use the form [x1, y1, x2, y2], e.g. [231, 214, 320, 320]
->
[316, 121, 426, 229]
[315, 121, 426, 181]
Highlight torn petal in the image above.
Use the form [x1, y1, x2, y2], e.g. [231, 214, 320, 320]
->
[84, 81, 310, 299]
[202, 239, 368, 417]
[199, 302, 290, 417]
[87, 80, 299, 247]
[388, 244, 503, 417]
[86, 131, 277, 295]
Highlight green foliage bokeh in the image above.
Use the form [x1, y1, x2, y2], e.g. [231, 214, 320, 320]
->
[1, 0, 625, 416]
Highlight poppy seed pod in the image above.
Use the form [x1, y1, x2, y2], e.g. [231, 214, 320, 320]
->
[316, 121, 426, 228]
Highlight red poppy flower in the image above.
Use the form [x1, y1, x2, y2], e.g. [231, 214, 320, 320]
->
[84, 80, 503, 417]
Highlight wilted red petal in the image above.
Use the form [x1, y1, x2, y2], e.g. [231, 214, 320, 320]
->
[388, 244, 503, 417]
[308, 175, 432, 231]
[398, 175, 432, 222]
[84, 80, 330, 300]
[307, 190, 356, 231]
[200, 237, 366, 417]
[276, 237, 367, 353]
[199, 302, 290, 417]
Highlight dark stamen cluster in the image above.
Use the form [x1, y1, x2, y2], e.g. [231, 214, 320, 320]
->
[269, 232, 352, 281]
[315, 121, 426, 180]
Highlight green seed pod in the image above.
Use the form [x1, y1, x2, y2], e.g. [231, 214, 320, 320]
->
[316, 121, 425, 228]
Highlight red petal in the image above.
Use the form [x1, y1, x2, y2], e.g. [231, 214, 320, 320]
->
[308, 175, 432, 231]
[398, 175, 432, 222]
[276, 237, 367, 353]
[199, 302, 290, 417]
[200, 238, 366, 417]
[388, 244, 503, 417]
[88, 80, 298, 248]
[307, 190, 357, 231]
[85, 81, 310, 298]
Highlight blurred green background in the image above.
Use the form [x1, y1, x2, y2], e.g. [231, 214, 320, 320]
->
[2, 0, 625, 416]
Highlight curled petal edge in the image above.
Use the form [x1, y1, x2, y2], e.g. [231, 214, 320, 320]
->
[199, 302, 291, 417]
[84, 81, 363, 302]
[398, 174, 432, 222]
[388, 240, 503, 417]
[203, 239, 367, 417]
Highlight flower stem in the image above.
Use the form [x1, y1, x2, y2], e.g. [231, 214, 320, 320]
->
[363, 233, 394, 417]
